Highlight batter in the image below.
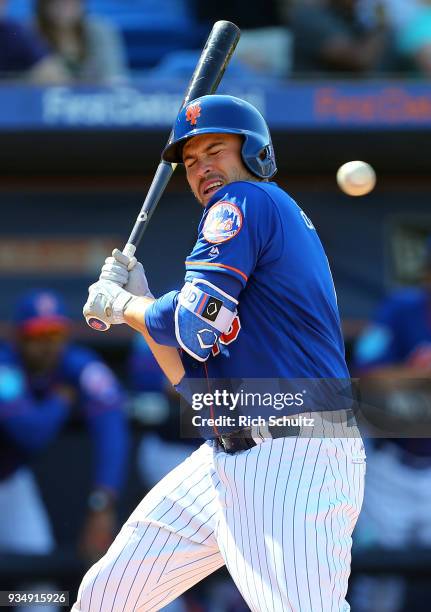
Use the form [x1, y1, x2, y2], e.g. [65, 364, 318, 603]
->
[75, 95, 366, 611]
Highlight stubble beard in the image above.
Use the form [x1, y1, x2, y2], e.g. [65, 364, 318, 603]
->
[192, 167, 260, 206]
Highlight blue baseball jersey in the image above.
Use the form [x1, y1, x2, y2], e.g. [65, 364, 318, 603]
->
[354, 288, 431, 457]
[188, 181, 348, 378]
[0, 342, 128, 488]
[147, 181, 349, 382]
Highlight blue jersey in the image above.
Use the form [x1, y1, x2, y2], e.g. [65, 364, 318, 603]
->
[147, 181, 349, 382]
[0, 342, 128, 488]
[183, 181, 348, 379]
[354, 288, 431, 457]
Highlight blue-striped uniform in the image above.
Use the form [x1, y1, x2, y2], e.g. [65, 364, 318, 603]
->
[74, 180, 364, 612]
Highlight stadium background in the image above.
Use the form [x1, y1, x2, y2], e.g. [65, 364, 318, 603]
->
[1, 0, 431, 610]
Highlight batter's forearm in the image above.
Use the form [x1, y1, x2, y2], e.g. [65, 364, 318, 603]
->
[124, 296, 185, 385]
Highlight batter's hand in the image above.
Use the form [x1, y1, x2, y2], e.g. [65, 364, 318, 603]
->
[100, 248, 136, 285]
[83, 280, 135, 326]
[100, 248, 154, 298]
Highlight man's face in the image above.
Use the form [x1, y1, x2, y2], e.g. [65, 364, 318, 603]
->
[18, 330, 67, 374]
[182, 133, 255, 206]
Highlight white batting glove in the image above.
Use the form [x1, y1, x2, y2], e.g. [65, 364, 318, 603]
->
[125, 261, 154, 298]
[83, 280, 136, 326]
[100, 250, 133, 285]
[100, 248, 153, 298]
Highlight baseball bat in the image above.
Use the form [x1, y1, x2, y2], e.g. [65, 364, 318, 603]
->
[86, 20, 240, 331]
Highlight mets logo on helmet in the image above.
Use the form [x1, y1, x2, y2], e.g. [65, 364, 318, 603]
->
[203, 200, 243, 244]
[186, 103, 201, 126]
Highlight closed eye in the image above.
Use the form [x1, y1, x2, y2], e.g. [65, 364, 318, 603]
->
[184, 158, 196, 168]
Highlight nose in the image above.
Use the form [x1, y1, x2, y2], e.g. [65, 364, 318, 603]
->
[195, 157, 213, 177]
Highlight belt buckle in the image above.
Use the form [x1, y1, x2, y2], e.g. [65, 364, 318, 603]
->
[251, 423, 271, 445]
[218, 436, 228, 452]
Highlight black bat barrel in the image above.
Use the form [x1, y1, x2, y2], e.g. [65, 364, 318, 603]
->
[180, 21, 241, 125]
[126, 21, 240, 250]
[85, 21, 240, 330]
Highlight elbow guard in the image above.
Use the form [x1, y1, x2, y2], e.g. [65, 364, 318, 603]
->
[175, 279, 238, 361]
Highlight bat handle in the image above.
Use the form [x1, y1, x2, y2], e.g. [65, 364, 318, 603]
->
[122, 242, 137, 259]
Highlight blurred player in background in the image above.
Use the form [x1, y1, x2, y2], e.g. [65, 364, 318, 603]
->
[0, 289, 129, 564]
[365, 0, 431, 75]
[290, 0, 400, 75]
[352, 239, 431, 611]
[34, 0, 129, 84]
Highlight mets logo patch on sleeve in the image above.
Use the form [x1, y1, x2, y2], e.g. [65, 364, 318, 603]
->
[202, 201, 243, 244]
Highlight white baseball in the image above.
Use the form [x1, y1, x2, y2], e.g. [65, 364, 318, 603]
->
[336, 161, 376, 196]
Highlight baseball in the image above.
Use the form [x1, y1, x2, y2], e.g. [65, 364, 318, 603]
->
[336, 161, 376, 196]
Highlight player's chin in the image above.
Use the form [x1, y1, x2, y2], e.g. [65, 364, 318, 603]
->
[199, 192, 211, 206]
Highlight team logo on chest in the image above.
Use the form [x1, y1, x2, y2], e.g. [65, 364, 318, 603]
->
[203, 201, 243, 244]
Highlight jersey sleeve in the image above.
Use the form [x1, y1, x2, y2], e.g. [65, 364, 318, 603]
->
[144, 183, 283, 355]
[185, 182, 283, 294]
[353, 295, 405, 370]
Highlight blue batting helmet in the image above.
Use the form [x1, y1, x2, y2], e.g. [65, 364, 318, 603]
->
[162, 95, 277, 179]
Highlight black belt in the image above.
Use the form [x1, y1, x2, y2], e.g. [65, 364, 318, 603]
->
[216, 423, 301, 454]
[215, 409, 357, 454]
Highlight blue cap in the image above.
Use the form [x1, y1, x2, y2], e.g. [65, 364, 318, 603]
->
[14, 289, 71, 335]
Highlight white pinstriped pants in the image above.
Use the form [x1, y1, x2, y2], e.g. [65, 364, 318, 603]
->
[72, 434, 365, 612]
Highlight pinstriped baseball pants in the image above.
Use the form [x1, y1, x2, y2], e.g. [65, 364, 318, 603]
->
[72, 434, 365, 612]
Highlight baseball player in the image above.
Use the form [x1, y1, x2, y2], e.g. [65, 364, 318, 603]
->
[74, 95, 366, 611]
[351, 246, 431, 611]
[0, 289, 129, 564]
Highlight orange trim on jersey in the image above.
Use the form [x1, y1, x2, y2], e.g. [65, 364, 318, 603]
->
[185, 260, 248, 282]
[196, 293, 207, 315]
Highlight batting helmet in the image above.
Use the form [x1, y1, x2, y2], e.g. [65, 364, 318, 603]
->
[162, 95, 277, 179]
